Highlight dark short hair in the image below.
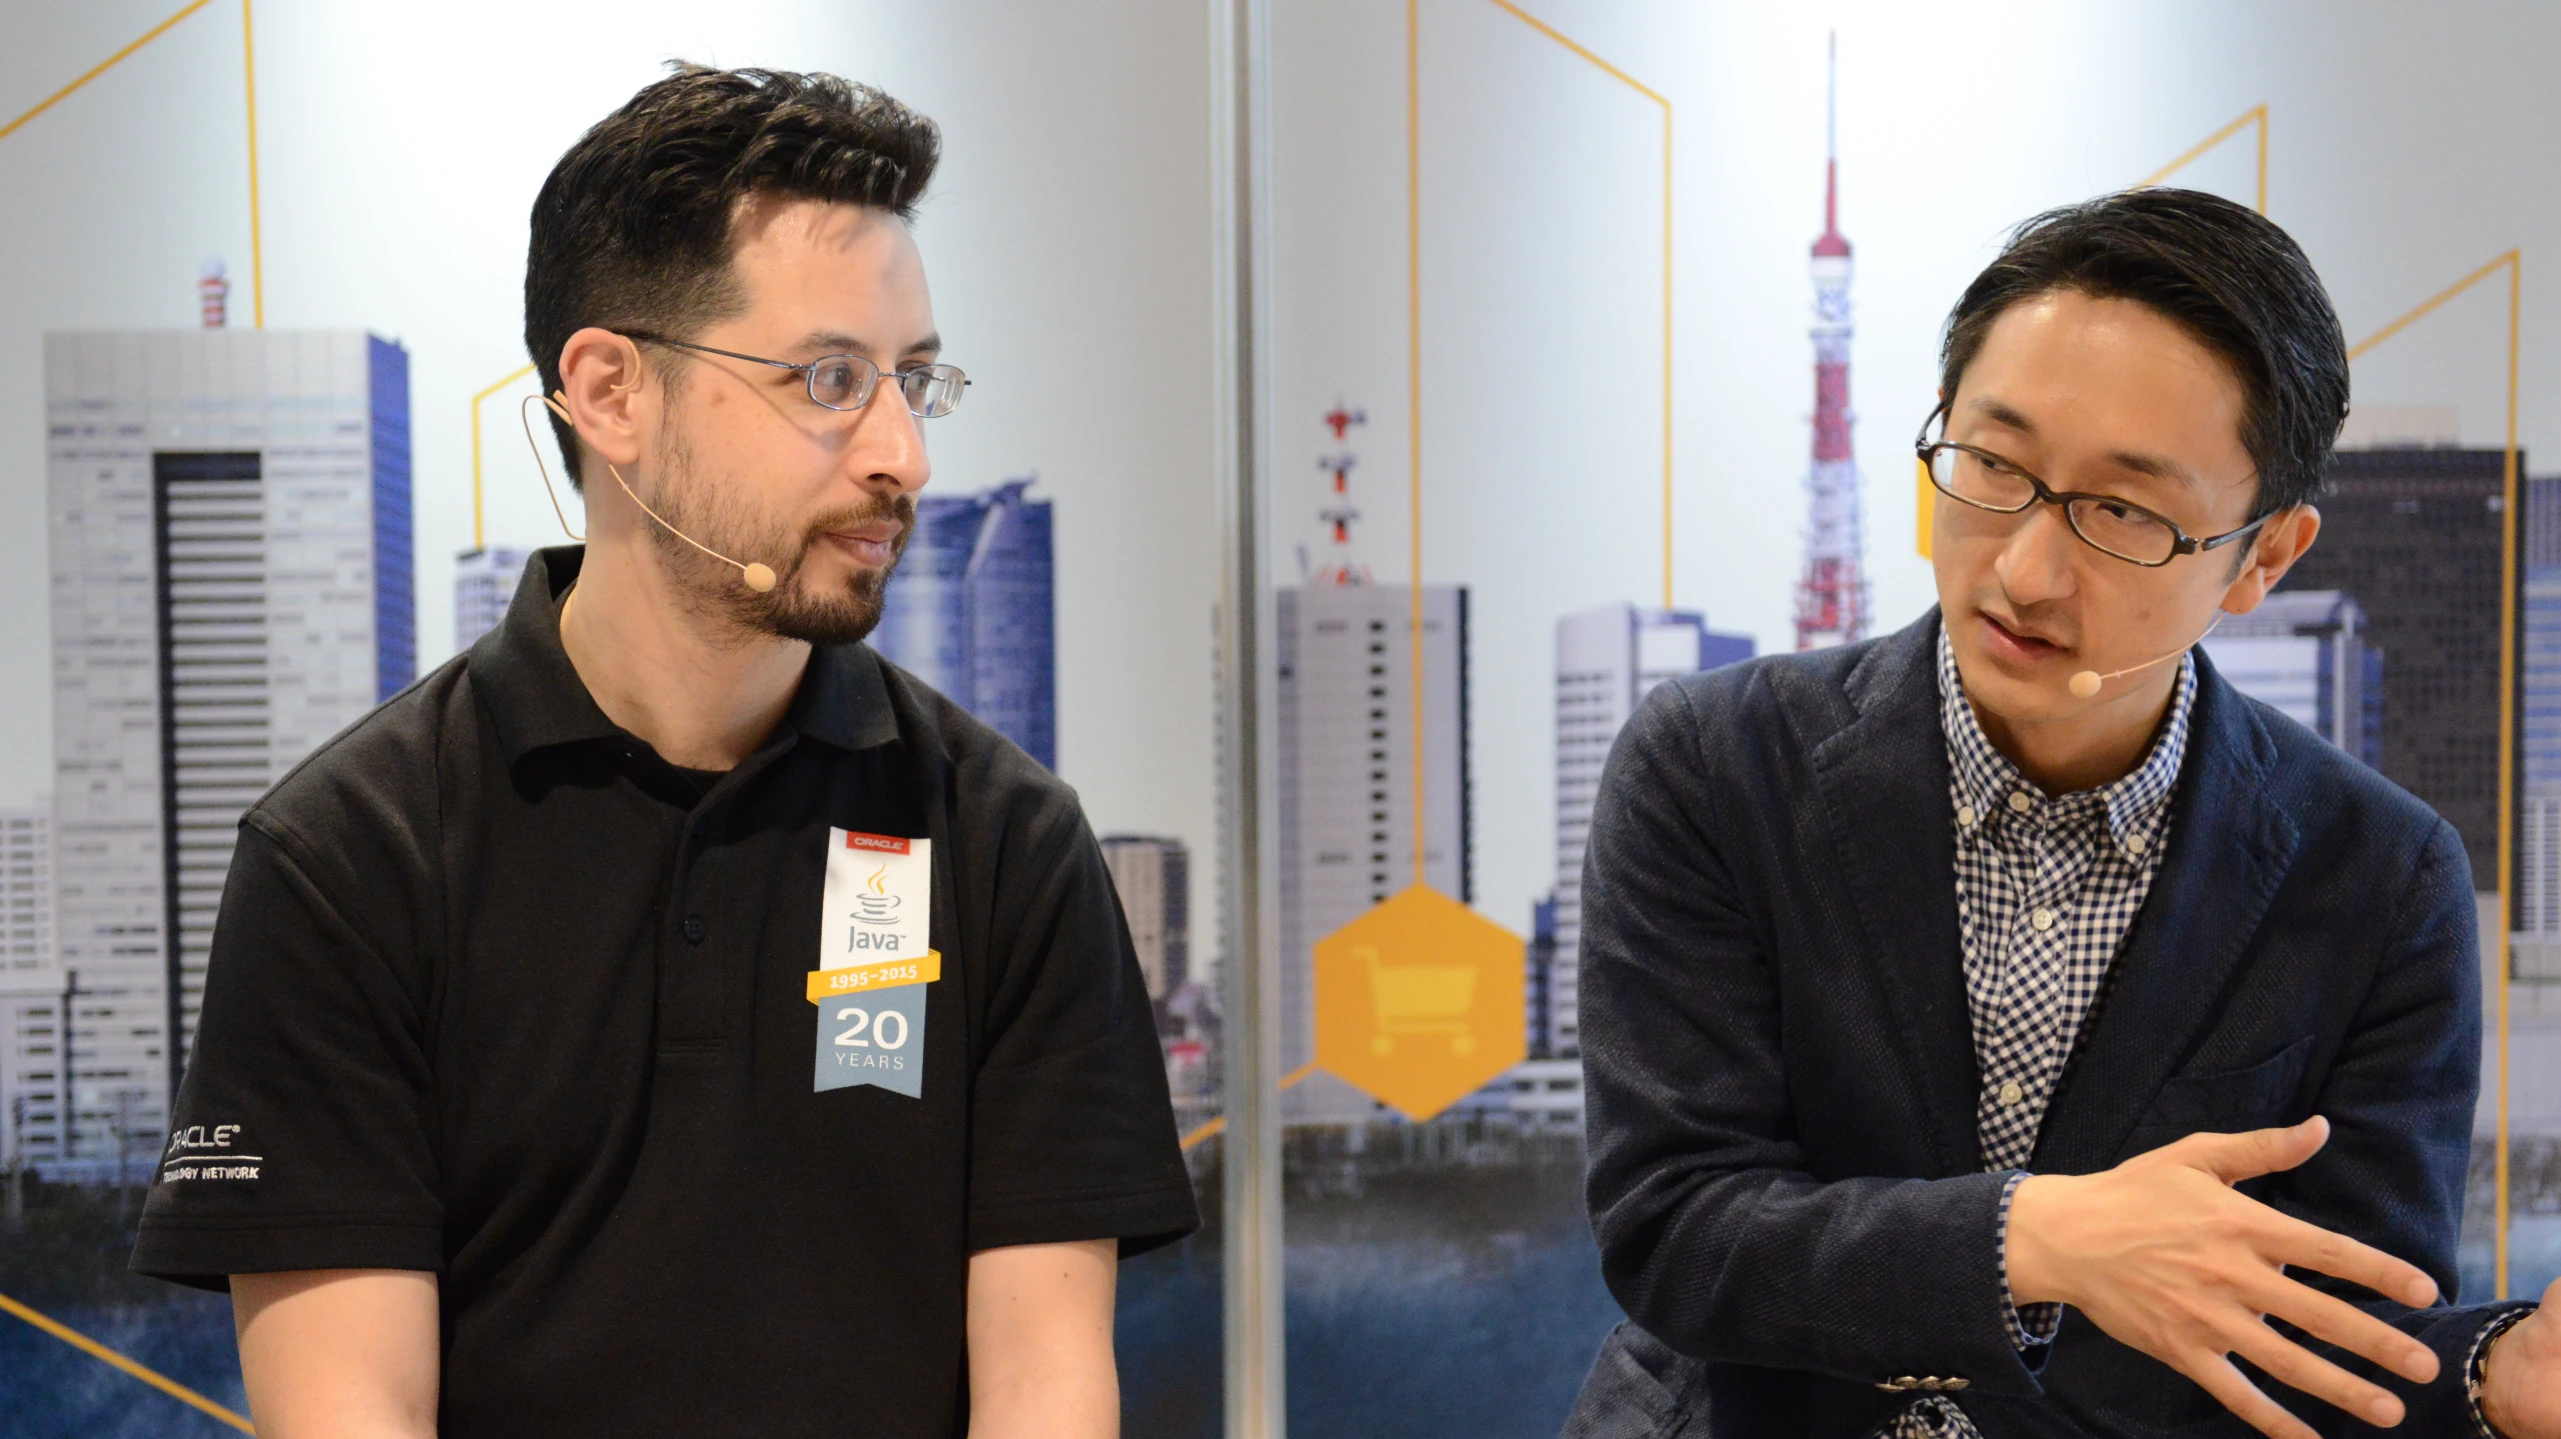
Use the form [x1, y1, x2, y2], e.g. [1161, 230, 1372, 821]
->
[1939, 188, 2349, 518]
[524, 64, 941, 487]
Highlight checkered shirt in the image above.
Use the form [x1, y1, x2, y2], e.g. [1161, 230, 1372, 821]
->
[1886, 626, 2194, 1439]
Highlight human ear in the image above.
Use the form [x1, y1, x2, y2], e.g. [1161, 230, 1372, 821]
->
[2217, 504, 2321, 615]
[553, 327, 653, 471]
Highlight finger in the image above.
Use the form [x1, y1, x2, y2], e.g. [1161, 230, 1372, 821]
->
[2181, 1352, 2321, 1439]
[2180, 1116, 2330, 1185]
[2249, 1272, 2439, 1385]
[2258, 1210, 2439, 1309]
[2221, 1317, 2407, 1430]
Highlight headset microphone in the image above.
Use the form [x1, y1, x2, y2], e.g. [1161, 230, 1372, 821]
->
[2066, 612, 2224, 698]
[522, 392, 778, 593]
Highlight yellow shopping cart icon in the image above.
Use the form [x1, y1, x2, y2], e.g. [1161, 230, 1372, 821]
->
[1362, 946, 1478, 1056]
[1314, 885, 1524, 1120]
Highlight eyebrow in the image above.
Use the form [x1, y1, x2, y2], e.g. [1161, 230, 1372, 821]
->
[1964, 396, 2201, 489]
[792, 330, 944, 361]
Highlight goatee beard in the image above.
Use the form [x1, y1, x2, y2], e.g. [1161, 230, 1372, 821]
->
[638, 443, 916, 648]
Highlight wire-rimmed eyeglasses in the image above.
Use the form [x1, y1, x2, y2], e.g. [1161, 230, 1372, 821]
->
[619, 330, 969, 419]
[1914, 406, 2269, 567]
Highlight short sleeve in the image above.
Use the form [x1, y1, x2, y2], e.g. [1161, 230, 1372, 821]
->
[129, 817, 445, 1290]
[962, 806, 1199, 1257]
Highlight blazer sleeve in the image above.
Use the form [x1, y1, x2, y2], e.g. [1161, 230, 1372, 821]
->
[1579, 679, 2045, 1399]
[2264, 815, 2537, 1434]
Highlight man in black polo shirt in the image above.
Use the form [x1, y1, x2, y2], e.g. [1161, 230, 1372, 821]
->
[129, 66, 1196, 1438]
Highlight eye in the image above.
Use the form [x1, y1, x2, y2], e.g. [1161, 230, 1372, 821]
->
[813, 359, 859, 392]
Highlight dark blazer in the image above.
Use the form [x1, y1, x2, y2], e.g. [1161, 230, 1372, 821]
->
[1568, 610, 2530, 1438]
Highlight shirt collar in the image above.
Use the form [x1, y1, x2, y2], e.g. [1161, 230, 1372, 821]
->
[470, 545, 900, 770]
[1935, 621, 2194, 861]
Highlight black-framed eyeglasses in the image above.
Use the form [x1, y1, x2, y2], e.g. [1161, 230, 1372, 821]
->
[619, 330, 969, 418]
[1915, 407, 2269, 567]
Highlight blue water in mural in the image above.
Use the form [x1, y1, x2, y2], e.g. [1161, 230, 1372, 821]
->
[8, 1159, 2554, 1437]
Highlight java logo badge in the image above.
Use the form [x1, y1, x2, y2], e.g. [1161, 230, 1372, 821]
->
[812, 829, 935, 1098]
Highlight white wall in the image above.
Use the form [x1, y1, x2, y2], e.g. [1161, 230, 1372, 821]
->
[0, 0, 1220, 928]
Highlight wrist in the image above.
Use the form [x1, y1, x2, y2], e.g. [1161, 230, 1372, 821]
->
[2004, 1173, 2075, 1309]
[2477, 1307, 2538, 1438]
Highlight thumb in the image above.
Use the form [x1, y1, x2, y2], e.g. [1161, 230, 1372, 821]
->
[2183, 1115, 2330, 1185]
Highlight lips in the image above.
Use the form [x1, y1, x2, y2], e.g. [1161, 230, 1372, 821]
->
[1979, 610, 2073, 664]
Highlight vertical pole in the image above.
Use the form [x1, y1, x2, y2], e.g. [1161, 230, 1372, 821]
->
[2495, 250, 2520, 1300]
[241, 0, 264, 328]
[1406, 0, 1427, 891]
[1209, 0, 1284, 1430]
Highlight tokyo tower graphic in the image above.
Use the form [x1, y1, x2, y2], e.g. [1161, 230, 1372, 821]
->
[1792, 33, 1870, 651]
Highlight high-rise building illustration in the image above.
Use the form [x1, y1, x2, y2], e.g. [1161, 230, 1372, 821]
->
[2513, 476, 2561, 979]
[0, 804, 62, 1178]
[2202, 590, 2382, 766]
[2280, 444, 2524, 886]
[1276, 582, 1470, 1120]
[454, 545, 530, 654]
[1100, 834, 1189, 1003]
[870, 478, 1056, 769]
[1523, 892, 1557, 1060]
[1791, 35, 1869, 652]
[1552, 603, 1753, 1059]
[1273, 399, 1468, 1120]
[47, 329, 413, 1166]
[1, 804, 54, 979]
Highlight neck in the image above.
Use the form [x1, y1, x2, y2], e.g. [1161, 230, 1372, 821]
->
[559, 525, 808, 771]
[1972, 664, 2180, 795]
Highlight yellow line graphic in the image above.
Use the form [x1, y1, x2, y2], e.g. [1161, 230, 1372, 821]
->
[470, 362, 541, 551]
[1179, 1061, 1321, 1150]
[1407, 0, 1674, 883]
[2345, 250, 2524, 1299]
[0, 0, 265, 325]
[0, 0, 216, 144]
[0, 1290, 255, 1432]
[2139, 103, 2269, 215]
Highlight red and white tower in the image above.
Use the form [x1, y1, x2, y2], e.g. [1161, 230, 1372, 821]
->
[1791, 34, 1869, 651]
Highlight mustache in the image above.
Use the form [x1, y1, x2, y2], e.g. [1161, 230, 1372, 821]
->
[799, 492, 917, 546]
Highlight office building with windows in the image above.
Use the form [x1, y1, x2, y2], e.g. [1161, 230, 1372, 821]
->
[1275, 580, 1470, 1120]
[2202, 590, 2382, 766]
[870, 478, 1055, 769]
[46, 328, 412, 1170]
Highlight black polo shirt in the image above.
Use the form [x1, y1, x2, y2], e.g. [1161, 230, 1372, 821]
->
[131, 546, 1197, 1437]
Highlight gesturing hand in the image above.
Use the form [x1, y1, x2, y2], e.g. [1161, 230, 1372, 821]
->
[2480, 1276, 2561, 1439]
[2005, 1116, 2441, 1438]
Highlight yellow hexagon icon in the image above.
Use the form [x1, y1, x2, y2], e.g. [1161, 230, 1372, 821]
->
[1314, 884, 1525, 1121]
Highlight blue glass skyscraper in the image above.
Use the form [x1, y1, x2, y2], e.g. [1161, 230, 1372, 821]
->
[871, 478, 1057, 769]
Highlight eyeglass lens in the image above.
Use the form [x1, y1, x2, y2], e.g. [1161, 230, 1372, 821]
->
[1927, 446, 2179, 564]
[807, 356, 967, 417]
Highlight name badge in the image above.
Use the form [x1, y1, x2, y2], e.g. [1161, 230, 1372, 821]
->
[812, 828, 933, 1097]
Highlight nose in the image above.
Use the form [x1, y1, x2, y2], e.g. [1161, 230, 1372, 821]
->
[1991, 500, 2083, 607]
[844, 372, 930, 497]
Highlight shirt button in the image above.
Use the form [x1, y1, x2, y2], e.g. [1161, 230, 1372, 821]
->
[2030, 907, 2056, 932]
[1999, 1081, 2025, 1107]
[682, 916, 707, 944]
[1956, 805, 1978, 828]
[2008, 791, 2033, 814]
[2126, 833, 2148, 855]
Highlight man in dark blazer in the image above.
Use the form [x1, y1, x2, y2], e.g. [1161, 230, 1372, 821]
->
[1567, 190, 2558, 1439]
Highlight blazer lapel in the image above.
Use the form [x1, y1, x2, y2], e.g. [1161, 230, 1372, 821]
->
[1806, 611, 1984, 1177]
[2031, 650, 2302, 1174]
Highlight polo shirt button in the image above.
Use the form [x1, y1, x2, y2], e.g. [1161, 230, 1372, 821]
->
[2008, 791, 2033, 814]
[682, 916, 707, 944]
[1999, 1080, 2024, 1107]
[2030, 907, 2056, 932]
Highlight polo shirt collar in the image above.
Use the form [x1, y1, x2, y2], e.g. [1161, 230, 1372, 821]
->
[470, 545, 900, 769]
[1934, 622, 2194, 862]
